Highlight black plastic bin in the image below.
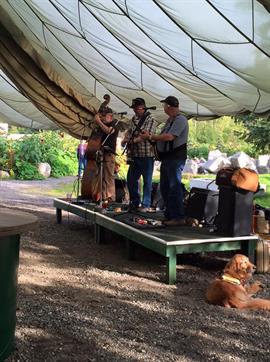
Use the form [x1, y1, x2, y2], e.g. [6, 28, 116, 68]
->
[217, 186, 254, 236]
[0, 235, 20, 361]
[0, 208, 38, 361]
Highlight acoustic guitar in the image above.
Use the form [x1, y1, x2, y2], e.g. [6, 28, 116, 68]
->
[129, 117, 161, 161]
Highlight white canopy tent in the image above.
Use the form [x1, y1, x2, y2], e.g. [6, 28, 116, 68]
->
[0, 0, 269, 138]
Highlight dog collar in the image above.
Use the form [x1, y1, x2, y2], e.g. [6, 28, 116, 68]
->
[221, 274, 241, 285]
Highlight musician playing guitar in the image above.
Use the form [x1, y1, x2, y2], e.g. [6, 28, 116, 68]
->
[141, 96, 189, 226]
[81, 107, 120, 202]
[122, 98, 157, 212]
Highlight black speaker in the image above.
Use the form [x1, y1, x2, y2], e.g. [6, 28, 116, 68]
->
[151, 182, 189, 210]
[217, 186, 254, 237]
[186, 187, 219, 225]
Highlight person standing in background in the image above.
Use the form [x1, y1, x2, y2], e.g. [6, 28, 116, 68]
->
[141, 96, 189, 225]
[77, 140, 87, 177]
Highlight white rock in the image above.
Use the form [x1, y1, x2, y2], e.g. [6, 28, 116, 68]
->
[230, 151, 251, 168]
[203, 156, 231, 174]
[257, 155, 270, 167]
[0, 123, 8, 134]
[183, 159, 198, 174]
[38, 162, 51, 178]
[208, 150, 226, 161]
[245, 159, 257, 172]
[0, 170, 10, 178]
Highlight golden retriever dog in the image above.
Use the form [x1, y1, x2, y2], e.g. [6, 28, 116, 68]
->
[206, 254, 270, 310]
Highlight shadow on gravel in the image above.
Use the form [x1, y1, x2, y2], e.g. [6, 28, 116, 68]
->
[3, 204, 270, 362]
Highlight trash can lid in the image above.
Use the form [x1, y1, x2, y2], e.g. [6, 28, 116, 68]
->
[0, 208, 38, 237]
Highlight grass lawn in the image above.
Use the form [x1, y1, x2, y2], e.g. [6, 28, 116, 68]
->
[254, 174, 270, 208]
[44, 180, 79, 198]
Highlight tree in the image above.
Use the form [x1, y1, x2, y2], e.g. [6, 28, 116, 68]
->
[234, 114, 270, 154]
[188, 116, 254, 158]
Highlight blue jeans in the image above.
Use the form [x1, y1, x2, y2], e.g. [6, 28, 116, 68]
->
[160, 159, 186, 220]
[127, 157, 154, 208]
[78, 156, 87, 176]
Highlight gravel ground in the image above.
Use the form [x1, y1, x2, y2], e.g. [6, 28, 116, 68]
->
[1, 177, 270, 362]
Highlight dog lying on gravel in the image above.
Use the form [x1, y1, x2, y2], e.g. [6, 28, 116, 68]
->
[206, 254, 270, 310]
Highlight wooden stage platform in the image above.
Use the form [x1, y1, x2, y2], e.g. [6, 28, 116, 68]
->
[54, 198, 258, 284]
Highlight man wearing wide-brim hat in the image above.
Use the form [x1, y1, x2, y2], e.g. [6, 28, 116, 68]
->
[122, 97, 157, 211]
[141, 96, 189, 226]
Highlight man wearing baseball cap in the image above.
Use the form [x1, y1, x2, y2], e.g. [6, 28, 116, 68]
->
[141, 96, 189, 226]
[122, 97, 157, 211]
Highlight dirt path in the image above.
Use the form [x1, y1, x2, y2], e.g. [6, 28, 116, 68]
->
[1, 177, 270, 362]
[0, 176, 76, 205]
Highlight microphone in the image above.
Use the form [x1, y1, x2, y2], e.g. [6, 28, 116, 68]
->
[114, 111, 128, 116]
[145, 106, 156, 111]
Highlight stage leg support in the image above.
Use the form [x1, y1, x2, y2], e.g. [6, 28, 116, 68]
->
[56, 208, 62, 224]
[166, 247, 177, 285]
[241, 239, 257, 263]
[126, 239, 136, 260]
[95, 224, 101, 244]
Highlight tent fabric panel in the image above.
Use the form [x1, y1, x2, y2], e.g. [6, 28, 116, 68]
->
[0, 2, 100, 111]
[0, 0, 269, 135]
[0, 100, 57, 130]
[0, 71, 59, 129]
[0, 22, 95, 138]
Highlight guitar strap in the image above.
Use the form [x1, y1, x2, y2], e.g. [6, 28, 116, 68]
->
[133, 111, 151, 135]
[163, 117, 176, 153]
[156, 115, 187, 160]
[128, 111, 151, 154]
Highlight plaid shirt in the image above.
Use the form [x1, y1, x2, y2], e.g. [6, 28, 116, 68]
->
[127, 113, 157, 157]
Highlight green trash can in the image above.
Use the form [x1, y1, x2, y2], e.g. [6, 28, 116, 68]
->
[0, 235, 20, 361]
[0, 208, 38, 361]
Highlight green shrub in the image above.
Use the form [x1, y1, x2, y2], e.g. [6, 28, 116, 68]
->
[14, 160, 44, 180]
[12, 134, 42, 179]
[188, 117, 256, 157]
[9, 131, 78, 180]
[115, 150, 128, 179]
[188, 144, 210, 159]
[13, 134, 43, 164]
[46, 150, 77, 177]
[0, 137, 11, 171]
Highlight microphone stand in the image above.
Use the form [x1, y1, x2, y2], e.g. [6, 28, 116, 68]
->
[121, 118, 137, 157]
